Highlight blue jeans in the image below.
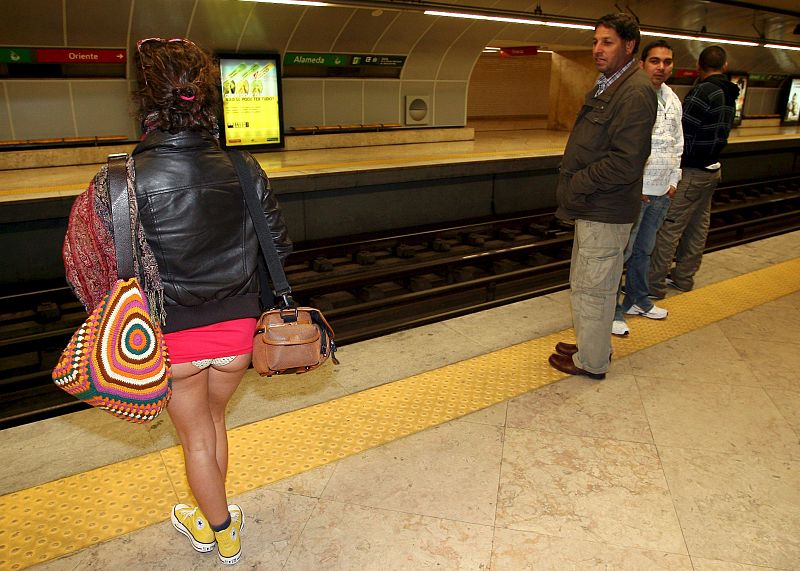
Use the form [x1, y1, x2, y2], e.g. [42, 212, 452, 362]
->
[614, 194, 672, 321]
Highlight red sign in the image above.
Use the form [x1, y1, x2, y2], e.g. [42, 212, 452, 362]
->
[36, 48, 126, 64]
[675, 68, 699, 78]
[500, 46, 539, 57]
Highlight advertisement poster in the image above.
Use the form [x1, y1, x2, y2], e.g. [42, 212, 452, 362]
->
[784, 77, 800, 123]
[218, 53, 284, 148]
[729, 74, 748, 124]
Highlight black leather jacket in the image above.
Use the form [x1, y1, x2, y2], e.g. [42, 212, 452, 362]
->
[132, 129, 292, 333]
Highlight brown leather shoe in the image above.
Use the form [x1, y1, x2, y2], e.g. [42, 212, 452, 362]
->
[555, 342, 578, 356]
[548, 352, 606, 380]
[555, 342, 612, 361]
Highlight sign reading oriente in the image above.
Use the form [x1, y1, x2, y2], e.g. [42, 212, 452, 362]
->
[0, 47, 126, 64]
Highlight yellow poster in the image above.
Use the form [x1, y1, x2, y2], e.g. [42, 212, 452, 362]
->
[219, 56, 283, 147]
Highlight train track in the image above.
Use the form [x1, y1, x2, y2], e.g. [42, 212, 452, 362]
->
[1, 174, 799, 428]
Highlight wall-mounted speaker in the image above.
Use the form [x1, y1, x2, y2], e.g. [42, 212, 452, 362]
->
[405, 95, 430, 125]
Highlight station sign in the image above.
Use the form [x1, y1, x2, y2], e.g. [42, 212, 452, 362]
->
[750, 73, 786, 82]
[500, 46, 539, 56]
[675, 68, 699, 78]
[284, 53, 405, 68]
[37, 48, 126, 64]
[0, 47, 126, 64]
[0, 48, 34, 64]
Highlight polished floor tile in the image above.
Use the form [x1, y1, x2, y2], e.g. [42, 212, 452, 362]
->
[690, 557, 790, 570]
[491, 528, 693, 570]
[321, 421, 503, 526]
[264, 462, 336, 498]
[455, 401, 508, 427]
[496, 428, 686, 553]
[506, 373, 652, 443]
[637, 377, 800, 459]
[628, 324, 758, 386]
[731, 338, 800, 392]
[283, 500, 493, 570]
[717, 298, 800, 346]
[765, 388, 800, 434]
[659, 446, 800, 569]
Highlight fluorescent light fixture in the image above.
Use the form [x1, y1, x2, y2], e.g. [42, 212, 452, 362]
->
[425, 10, 544, 25]
[696, 36, 759, 46]
[239, 0, 329, 6]
[540, 21, 593, 31]
[424, 10, 591, 30]
[764, 43, 800, 51]
[641, 30, 758, 46]
[642, 30, 710, 41]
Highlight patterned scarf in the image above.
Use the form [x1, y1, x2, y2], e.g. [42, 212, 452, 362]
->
[63, 158, 165, 324]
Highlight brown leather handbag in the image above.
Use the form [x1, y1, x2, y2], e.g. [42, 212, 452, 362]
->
[252, 306, 337, 376]
[229, 151, 338, 377]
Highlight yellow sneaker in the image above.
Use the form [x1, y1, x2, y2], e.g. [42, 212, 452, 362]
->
[215, 504, 244, 565]
[171, 504, 216, 553]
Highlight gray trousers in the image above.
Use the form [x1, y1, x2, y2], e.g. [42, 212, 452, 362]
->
[648, 167, 722, 296]
[570, 220, 632, 374]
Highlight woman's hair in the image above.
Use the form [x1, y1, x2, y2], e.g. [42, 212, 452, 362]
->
[133, 39, 220, 135]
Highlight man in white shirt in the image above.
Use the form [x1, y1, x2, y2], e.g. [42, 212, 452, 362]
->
[613, 40, 683, 336]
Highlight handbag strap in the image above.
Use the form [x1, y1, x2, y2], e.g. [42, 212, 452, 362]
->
[228, 150, 293, 303]
[108, 153, 135, 280]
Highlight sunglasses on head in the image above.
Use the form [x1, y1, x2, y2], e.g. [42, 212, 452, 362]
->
[136, 37, 196, 51]
[136, 37, 197, 86]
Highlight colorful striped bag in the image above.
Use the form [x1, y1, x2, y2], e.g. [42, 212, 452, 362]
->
[52, 154, 171, 423]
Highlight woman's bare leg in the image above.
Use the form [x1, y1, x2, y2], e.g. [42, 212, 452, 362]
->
[167, 354, 250, 526]
[207, 354, 251, 479]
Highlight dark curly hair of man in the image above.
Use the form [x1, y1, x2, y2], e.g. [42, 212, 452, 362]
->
[596, 13, 641, 54]
[133, 39, 220, 135]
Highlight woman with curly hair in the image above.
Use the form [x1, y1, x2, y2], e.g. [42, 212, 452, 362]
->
[64, 38, 292, 564]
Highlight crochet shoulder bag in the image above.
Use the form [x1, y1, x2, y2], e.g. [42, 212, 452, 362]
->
[52, 154, 172, 422]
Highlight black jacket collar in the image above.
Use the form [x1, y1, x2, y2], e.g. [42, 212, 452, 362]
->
[133, 129, 219, 155]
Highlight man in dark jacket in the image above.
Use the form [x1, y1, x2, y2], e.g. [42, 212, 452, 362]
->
[549, 13, 657, 380]
[648, 46, 739, 297]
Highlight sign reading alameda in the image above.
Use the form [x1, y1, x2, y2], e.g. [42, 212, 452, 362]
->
[284, 53, 406, 68]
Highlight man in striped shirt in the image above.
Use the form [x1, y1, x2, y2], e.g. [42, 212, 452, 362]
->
[648, 46, 739, 298]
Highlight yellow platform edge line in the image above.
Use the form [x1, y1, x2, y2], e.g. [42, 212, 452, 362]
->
[1, 257, 798, 570]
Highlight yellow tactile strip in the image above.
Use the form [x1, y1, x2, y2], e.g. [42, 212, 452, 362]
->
[1, 257, 798, 570]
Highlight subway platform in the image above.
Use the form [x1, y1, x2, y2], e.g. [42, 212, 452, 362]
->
[1, 124, 798, 203]
[1, 229, 798, 570]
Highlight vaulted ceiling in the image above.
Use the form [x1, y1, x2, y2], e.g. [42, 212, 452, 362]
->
[2, 0, 799, 75]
